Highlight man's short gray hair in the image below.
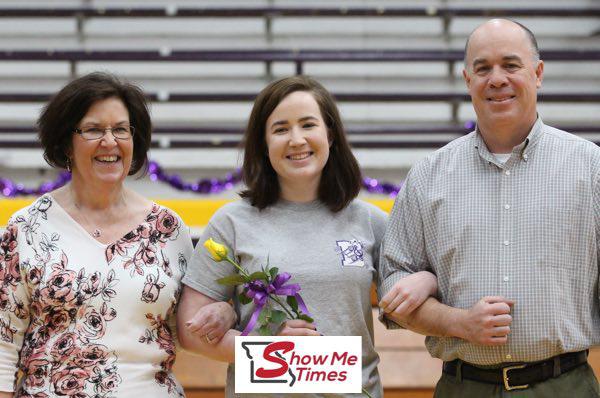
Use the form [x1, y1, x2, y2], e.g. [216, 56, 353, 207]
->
[463, 19, 540, 68]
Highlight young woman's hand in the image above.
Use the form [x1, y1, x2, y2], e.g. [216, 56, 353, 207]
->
[277, 319, 320, 336]
[379, 271, 438, 318]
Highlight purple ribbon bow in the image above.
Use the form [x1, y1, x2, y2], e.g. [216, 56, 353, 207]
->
[241, 272, 312, 336]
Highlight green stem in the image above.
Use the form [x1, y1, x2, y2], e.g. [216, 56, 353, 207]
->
[361, 387, 373, 398]
[224, 256, 250, 278]
[269, 295, 296, 319]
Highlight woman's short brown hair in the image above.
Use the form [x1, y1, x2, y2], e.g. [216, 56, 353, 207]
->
[240, 76, 361, 212]
[38, 72, 151, 175]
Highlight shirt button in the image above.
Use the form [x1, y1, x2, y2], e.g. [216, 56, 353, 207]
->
[506, 354, 512, 360]
[504, 204, 511, 210]
[505, 170, 511, 176]
[503, 240, 510, 246]
[503, 276, 510, 282]
[523, 154, 529, 161]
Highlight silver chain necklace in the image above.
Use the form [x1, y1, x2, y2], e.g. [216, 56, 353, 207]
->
[70, 186, 129, 239]
[73, 201, 103, 238]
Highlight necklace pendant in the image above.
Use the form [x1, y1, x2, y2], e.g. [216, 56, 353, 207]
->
[92, 229, 102, 238]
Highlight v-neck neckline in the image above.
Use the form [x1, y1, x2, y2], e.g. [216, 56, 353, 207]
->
[46, 193, 157, 249]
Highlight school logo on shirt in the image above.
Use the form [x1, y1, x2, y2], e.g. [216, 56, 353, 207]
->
[335, 239, 365, 267]
[235, 336, 362, 393]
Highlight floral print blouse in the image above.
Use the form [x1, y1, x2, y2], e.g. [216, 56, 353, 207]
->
[0, 195, 193, 397]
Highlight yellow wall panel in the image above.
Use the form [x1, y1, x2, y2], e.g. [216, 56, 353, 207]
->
[1, 198, 394, 228]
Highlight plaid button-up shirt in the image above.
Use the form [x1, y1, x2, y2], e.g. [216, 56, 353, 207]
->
[380, 118, 600, 365]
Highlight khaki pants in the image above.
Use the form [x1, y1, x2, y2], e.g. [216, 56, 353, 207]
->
[433, 362, 600, 398]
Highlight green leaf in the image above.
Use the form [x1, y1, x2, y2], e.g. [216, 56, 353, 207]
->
[286, 296, 299, 313]
[216, 274, 247, 286]
[258, 324, 272, 336]
[297, 313, 314, 323]
[269, 267, 279, 280]
[238, 292, 252, 305]
[258, 306, 272, 324]
[248, 271, 269, 282]
[270, 309, 288, 326]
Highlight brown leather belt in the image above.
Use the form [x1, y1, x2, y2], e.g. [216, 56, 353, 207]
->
[442, 351, 588, 391]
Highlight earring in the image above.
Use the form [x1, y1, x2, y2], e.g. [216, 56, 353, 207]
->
[66, 158, 72, 172]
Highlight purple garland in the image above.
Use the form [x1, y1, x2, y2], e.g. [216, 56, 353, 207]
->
[0, 121, 480, 198]
[363, 177, 402, 196]
[1, 172, 72, 198]
[0, 160, 404, 198]
[148, 161, 242, 194]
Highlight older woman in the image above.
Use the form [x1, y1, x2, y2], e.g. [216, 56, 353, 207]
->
[0, 72, 233, 397]
[177, 76, 437, 398]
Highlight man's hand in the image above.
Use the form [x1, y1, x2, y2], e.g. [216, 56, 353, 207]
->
[455, 296, 515, 346]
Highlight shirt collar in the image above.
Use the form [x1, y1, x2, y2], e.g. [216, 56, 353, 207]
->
[473, 116, 544, 166]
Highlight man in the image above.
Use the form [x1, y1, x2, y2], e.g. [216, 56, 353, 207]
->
[379, 19, 600, 397]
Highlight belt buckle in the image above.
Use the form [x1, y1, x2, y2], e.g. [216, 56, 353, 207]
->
[502, 364, 529, 391]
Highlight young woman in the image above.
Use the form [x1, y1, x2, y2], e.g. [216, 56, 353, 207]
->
[177, 76, 437, 398]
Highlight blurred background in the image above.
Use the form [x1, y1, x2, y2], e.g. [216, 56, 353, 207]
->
[0, 0, 599, 396]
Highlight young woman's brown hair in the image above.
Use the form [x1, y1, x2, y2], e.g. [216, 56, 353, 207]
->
[240, 76, 361, 212]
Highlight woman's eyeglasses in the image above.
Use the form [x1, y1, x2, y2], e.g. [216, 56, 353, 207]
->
[74, 125, 135, 140]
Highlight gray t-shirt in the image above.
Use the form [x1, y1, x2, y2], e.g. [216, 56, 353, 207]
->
[183, 198, 387, 398]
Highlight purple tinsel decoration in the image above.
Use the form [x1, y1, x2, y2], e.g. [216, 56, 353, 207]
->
[362, 177, 402, 197]
[146, 161, 242, 194]
[1, 172, 72, 198]
[0, 160, 403, 198]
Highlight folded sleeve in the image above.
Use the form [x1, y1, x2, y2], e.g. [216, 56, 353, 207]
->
[0, 221, 31, 392]
[593, 167, 600, 305]
[181, 210, 239, 303]
[377, 164, 431, 328]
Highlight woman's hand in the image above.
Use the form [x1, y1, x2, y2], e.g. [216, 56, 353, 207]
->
[185, 301, 237, 344]
[379, 271, 438, 318]
[277, 319, 321, 336]
[177, 286, 239, 362]
[0, 391, 13, 398]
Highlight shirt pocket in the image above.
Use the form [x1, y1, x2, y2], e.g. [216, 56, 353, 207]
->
[532, 202, 588, 270]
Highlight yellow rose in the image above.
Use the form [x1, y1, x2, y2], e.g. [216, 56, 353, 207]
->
[204, 238, 229, 262]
